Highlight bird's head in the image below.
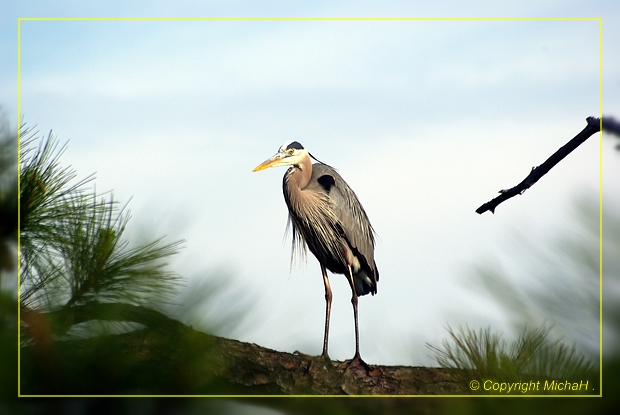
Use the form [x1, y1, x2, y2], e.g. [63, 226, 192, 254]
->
[252, 140, 309, 172]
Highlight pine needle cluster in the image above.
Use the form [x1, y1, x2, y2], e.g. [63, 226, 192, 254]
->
[19, 125, 184, 341]
[428, 324, 597, 394]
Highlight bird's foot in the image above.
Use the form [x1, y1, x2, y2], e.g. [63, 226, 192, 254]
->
[308, 353, 334, 374]
[311, 351, 332, 366]
[342, 353, 372, 376]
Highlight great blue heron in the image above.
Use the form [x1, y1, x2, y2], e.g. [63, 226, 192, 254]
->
[253, 140, 379, 366]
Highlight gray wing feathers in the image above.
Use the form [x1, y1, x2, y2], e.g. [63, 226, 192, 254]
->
[312, 164, 377, 274]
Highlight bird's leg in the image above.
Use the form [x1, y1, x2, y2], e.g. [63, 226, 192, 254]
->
[345, 266, 363, 363]
[321, 264, 332, 358]
[343, 266, 371, 375]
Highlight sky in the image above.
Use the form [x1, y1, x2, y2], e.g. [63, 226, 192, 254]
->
[3, 1, 619, 368]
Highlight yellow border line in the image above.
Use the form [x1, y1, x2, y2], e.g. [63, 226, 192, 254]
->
[16, 16, 604, 399]
[598, 18, 604, 397]
[22, 396, 597, 398]
[16, 17, 21, 398]
[17, 17, 601, 21]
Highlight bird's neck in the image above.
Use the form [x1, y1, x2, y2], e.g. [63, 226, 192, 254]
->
[287, 153, 313, 190]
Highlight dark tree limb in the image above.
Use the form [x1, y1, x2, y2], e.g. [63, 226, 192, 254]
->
[602, 116, 620, 137]
[602, 117, 620, 149]
[476, 116, 602, 215]
[20, 303, 465, 395]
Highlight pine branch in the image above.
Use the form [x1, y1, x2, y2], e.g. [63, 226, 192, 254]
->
[20, 306, 464, 395]
[476, 116, 602, 215]
[19, 129, 184, 312]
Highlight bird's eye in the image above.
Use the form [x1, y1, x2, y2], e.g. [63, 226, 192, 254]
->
[287, 149, 295, 155]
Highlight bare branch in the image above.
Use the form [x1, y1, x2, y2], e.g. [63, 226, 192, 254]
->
[602, 117, 620, 150]
[21, 306, 465, 395]
[476, 116, 601, 215]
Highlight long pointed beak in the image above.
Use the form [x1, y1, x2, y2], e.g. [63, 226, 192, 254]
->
[252, 152, 287, 172]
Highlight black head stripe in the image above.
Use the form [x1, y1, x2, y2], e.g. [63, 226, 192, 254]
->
[285, 141, 304, 150]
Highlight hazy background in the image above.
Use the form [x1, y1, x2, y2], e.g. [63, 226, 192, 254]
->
[2, 1, 617, 373]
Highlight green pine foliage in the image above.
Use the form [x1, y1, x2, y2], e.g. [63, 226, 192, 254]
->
[428, 324, 597, 395]
[19, 126, 184, 340]
[0, 112, 17, 273]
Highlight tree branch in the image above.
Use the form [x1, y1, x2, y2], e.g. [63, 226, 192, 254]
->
[20, 304, 465, 395]
[602, 116, 620, 148]
[476, 116, 602, 215]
